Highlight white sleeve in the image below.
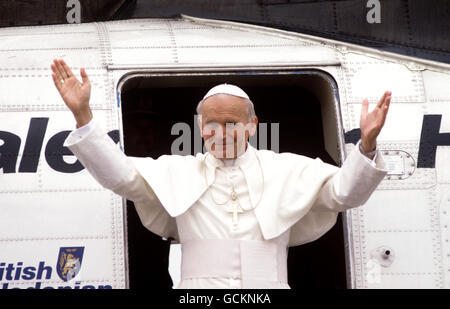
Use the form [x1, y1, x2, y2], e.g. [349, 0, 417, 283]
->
[332, 144, 387, 209]
[356, 139, 378, 168]
[65, 118, 96, 145]
[313, 144, 388, 213]
[64, 122, 179, 240]
[64, 121, 140, 195]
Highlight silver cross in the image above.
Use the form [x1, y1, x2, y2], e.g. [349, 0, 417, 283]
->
[227, 201, 243, 228]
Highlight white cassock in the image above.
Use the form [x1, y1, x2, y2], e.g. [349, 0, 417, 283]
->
[65, 119, 387, 289]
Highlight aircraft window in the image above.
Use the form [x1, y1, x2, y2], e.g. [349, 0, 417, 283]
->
[119, 70, 347, 289]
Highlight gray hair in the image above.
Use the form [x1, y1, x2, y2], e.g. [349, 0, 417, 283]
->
[196, 94, 256, 120]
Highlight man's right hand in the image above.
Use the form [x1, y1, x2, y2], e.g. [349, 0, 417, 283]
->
[51, 59, 92, 128]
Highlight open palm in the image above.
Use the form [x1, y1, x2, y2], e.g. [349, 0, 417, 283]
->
[51, 59, 92, 127]
[51, 59, 90, 112]
[360, 91, 391, 151]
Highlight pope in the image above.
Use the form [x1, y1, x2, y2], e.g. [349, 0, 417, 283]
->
[51, 59, 391, 289]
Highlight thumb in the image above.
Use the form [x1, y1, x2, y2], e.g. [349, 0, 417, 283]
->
[80, 67, 90, 85]
[361, 98, 369, 118]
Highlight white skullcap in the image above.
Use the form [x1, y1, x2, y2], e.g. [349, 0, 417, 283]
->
[203, 83, 249, 100]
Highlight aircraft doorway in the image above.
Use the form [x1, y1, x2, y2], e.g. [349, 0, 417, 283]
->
[119, 69, 347, 289]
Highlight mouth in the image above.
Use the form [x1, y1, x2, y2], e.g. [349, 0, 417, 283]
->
[206, 139, 234, 146]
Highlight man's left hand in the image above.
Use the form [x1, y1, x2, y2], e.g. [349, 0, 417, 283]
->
[360, 91, 392, 154]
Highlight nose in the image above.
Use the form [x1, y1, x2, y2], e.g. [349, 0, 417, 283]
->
[219, 124, 227, 138]
[214, 124, 230, 139]
[223, 124, 240, 141]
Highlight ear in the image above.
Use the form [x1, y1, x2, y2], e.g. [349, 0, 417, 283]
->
[196, 115, 203, 136]
[248, 116, 258, 136]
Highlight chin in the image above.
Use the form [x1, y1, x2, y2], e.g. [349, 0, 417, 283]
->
[210, 150, 236, 160]
[208, 145, 234, 159]
[209, 151, 233, 160]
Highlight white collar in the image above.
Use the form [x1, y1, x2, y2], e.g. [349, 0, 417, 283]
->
[202, 143, 263, 208]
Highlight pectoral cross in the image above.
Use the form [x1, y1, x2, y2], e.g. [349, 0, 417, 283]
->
[227, 190, 243, 228]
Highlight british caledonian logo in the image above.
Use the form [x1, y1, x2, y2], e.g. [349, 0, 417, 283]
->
[56, 247, 84, 282]
[0, 246, 112, 289]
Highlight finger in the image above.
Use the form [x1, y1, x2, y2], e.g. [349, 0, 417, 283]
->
[361, 98, 369, 117]
[80, 67, 90, 85]
[52, 73, 62, 91]
[51, 61, 64, 81]
[378, 91, 392, 109]
[383, 94, 391, 116]
[379, 95, 391, 125]
[53, 59, 64, 80]
[60, 59, 75, 78]
[376, 91, 388, 109]
[56, 59, 69, 79]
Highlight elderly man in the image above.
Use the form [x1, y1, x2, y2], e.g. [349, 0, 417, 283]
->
[51, 59, 390, 289]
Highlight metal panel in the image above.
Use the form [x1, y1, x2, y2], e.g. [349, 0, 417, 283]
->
[172, 24, 305, 46]
[0, 239, 121, 289]
[111, 47, 175, 66]
[349, 189, 443, 288]
[0, 191, 113, 239]
[106, 17, 339, 66]
[0, 33, 98, 50]
[105, 19, 171, 31]
[426, 103, 450, 185]
[109, 29, 173, 47]
[0, 109, 126, 288]
[343, 52, 425, 104]
[423, 70, 450, 103]
[346, 103, 426, 141]
[361, 190, 434, 232]
[0, 71, 107, 111]
[0, 111, 118, 191]
[439, 188, 450, 288]
[436, 148, 450, 184]
[0, 20, 125, 289]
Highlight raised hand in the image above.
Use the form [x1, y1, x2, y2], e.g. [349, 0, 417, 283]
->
[360, 91, 391, 155]
[51, 59, 92, 128]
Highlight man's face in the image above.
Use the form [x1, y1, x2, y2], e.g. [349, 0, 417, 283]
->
[199, 94, 257, 160]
